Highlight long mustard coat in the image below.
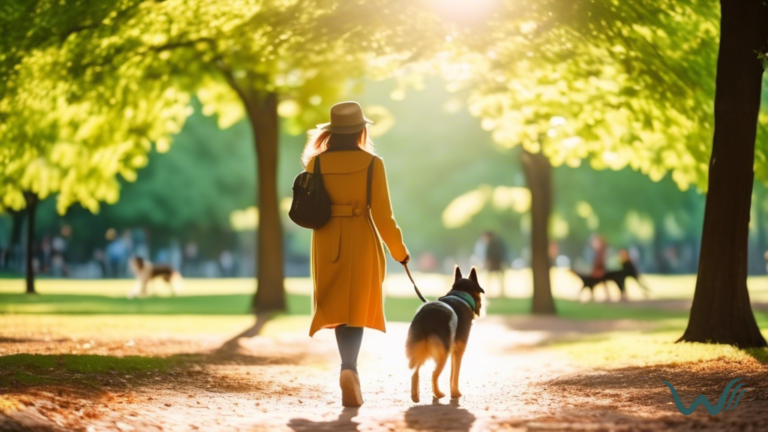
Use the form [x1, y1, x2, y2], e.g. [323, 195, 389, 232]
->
[307, 150, 408, 337]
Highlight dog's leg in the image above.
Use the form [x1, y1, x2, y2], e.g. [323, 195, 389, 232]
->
[450, 352, 458, 397]
[411, 367, 420, 403]
[432, 354, 447, 399]
[450, 342, 466, 399]
[127, 282, 140, 299]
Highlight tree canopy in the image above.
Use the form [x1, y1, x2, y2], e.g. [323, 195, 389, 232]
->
[0, 0, 442, 214]
[434, 0, 741, 192]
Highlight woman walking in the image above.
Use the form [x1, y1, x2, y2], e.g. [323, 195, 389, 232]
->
[302, 101, 409, 407]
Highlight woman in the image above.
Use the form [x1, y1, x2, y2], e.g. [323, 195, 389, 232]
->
[302, 101, 409, 407]
[590, 234, 607, 279]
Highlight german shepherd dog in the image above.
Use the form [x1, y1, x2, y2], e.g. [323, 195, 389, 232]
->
[572, 249, 650, 300]
[406, 266, 484, 402]
[127, 256, 183, 298]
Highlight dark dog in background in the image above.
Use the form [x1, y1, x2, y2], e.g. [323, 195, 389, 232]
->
[406, 266, 485, 402]
[572, 249, 650, 300]
[127, 256, 183, 298]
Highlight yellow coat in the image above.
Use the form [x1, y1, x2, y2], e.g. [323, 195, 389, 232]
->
[307, 150, 408, 337]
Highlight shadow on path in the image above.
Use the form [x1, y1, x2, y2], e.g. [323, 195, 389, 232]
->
[404, 398, 476, 432]
[288, 407, 360, 432]
[217, 312, 276, 353]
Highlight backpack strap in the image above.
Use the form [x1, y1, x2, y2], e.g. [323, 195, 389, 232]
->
[313, 155, 322, 174]
[366, 156, 375, 209]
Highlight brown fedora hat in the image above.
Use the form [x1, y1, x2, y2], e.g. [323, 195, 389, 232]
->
[316, 101, 374, 134]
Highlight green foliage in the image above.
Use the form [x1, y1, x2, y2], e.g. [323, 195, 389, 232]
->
[0, 0, 191, 213]
[104, 101, 256, 233]
[0, 0, 443, 214]
[447, 0, 727, 191]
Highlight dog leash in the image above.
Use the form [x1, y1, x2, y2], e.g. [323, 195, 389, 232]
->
[402, 263, 428, 303]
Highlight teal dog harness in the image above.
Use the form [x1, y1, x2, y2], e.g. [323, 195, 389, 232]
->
[439, 290, 476, 313]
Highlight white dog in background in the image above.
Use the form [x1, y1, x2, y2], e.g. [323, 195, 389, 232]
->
[127, 256, 183, 298]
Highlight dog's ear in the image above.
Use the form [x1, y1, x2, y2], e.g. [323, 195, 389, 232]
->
[469, 267, 479, 283]
[454, 265, 463, 282]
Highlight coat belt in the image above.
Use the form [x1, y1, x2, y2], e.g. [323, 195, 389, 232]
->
[331, 204, 364, 217]
[329, 204, 364, 262]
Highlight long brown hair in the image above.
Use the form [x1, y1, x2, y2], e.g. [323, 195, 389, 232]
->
[301, 128, 375, 167]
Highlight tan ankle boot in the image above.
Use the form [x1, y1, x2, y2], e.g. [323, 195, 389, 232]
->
[340, 370, 363, 407]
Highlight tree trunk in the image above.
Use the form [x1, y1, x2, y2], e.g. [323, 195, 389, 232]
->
[245, 92, 286, 313]
[679, 0, 768, 347]
[23, 192, 39, 295]
[521, 149, 556, 314]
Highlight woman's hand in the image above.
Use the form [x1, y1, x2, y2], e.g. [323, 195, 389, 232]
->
[400, 254, 410, 265]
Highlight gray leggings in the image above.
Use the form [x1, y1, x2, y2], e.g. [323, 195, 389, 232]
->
[334, 324, 363, 373]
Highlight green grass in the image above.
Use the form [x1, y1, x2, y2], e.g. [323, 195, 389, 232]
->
[548, 313, 768, 367]
[551, 330, 768, 368]
[0, 291, 699, 322]
[0, 353, 181, 373]
[0, 353, 186, 388]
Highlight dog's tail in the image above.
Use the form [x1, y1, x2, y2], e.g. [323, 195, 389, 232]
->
[405, 303, 455, 369]
[406, 334, 447, 370]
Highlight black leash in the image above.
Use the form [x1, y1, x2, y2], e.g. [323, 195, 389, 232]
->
[402, 263, 428, 303]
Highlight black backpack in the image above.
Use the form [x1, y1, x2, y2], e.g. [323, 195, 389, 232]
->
[289, 156, 331, 229]
[289, 154, 375, 229]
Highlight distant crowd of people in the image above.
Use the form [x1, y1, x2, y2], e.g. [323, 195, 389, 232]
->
[0, 227, 242, 279]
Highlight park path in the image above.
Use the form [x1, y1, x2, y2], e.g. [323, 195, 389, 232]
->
[1, 316, 767, 431]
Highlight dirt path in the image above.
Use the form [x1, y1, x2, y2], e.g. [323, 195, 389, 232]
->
[1, 317, 767, 431]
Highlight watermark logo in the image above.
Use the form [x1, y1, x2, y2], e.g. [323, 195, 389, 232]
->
[662, 378, 746, 415]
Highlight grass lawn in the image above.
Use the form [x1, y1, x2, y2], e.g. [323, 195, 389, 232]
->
[1, 274, 767, 323]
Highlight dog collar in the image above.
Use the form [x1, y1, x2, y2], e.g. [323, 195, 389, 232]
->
[440, 290, 476, 313]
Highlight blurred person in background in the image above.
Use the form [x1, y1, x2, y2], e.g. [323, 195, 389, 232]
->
[40, 236, 52, 274]
[132, 229, 149, 260]
[764, 250, 768, 274]
[482, 231, 508, 297]
[106, 231, 130, 277]
[183, 240, 199, 277]
[590, 234, 608, 279]
[219, 250, 236, 277]
[169, 239, 184, 275]
[51, 232, 67, 276]
[93, 249, 108, 278]
[301, 101, 410, 407]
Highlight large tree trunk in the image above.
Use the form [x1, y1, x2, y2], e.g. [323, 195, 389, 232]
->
[679, 0, 768, 347]
[521, 149, 556, 314]
[245, 92, 286, 313]
[23, 192, 38, 295]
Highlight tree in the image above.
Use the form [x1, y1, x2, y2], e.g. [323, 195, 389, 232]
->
[521, 149, 556, 313]
[6, 0, 441, 308]
[678, 0, 768, 348]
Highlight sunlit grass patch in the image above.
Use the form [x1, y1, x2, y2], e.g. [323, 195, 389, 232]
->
[552, 330, 768, 368]
[0, 354, 185, 388]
